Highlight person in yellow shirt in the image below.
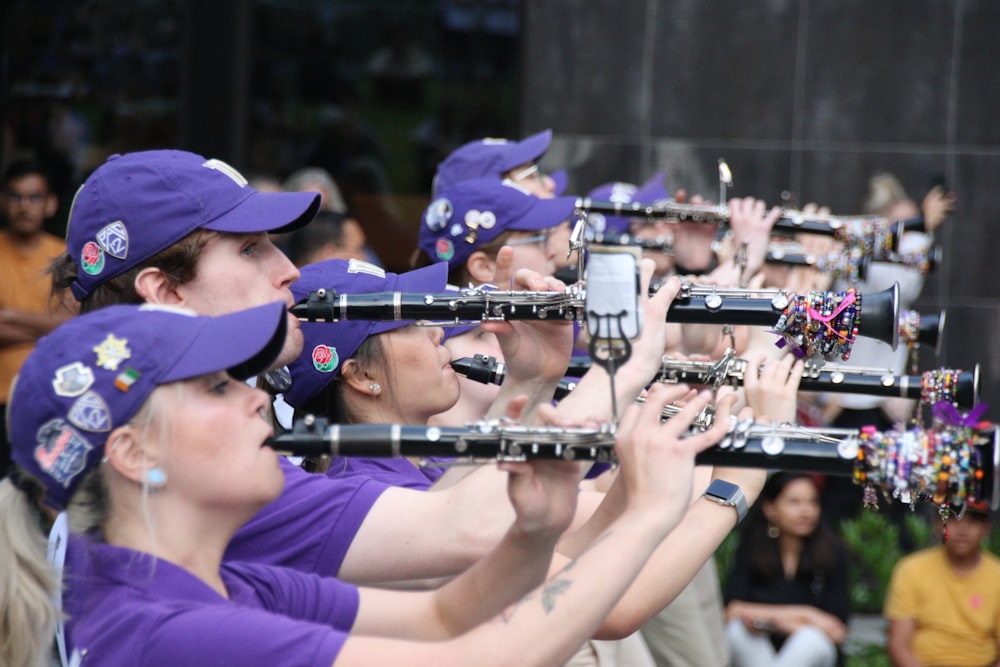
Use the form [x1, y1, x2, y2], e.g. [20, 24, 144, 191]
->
[0, 160, 73, 475]
[885, 507, 1000, 667]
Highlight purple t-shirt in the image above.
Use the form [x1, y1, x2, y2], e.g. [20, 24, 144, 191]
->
[63, 536, 358, 666]
[225, 457, 389, 576]
[325, 456, 446, 490]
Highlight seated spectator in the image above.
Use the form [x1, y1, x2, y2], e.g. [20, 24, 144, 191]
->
[724, 473, 849, 667]
[884, 507, 1000, 667]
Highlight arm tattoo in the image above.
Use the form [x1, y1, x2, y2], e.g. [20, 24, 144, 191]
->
[499, 530, 615, 622]
[541, 579, 572, 613]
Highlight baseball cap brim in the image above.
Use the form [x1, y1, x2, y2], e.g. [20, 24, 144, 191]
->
[203, 190, 322, 235]
[161, 300, 288, 382]
[499, 129, 553, 173]
[506, 194, 578, 233]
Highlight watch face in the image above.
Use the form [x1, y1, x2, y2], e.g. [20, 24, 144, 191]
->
[708, 479, 740, 499]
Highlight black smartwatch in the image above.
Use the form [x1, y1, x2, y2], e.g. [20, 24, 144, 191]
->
[703, 479, 748, 524]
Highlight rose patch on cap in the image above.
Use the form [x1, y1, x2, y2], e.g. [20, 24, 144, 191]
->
[435, 238, 455, 260]
[312, 344, 339, 373]
[81, 241, 105, 275]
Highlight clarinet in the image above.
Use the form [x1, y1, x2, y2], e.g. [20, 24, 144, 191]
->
[652, 356, 981, 409]
[291, 283, 901, 356]
[900, 309, 946, 356]
[450, 355, 577, 400]
[572, 198, 924, 254]
[270, 417, 998, 512]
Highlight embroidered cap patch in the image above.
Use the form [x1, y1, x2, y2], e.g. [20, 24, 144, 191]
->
[52, 362, 95, 398]
[312, 345, 338, 373]
[93, 334, 131, 371]
[34, 419, 93, 488]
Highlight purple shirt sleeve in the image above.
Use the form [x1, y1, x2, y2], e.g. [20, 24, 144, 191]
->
[224, 561, 360, 631]
[225, 458, 390, 577]
[65, 540, 354, 667]
[325, 456, 437, 490]
[139, 603, 349, 667]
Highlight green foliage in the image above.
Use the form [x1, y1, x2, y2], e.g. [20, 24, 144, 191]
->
[845, 643, 893, 667]
[839, 510, 903, 613]
[712, 529, 740, 593]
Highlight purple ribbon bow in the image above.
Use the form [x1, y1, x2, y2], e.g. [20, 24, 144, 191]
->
[932, 401, 988, 428]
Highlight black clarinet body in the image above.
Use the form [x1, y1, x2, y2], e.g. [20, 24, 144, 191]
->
[270, 418, 998, 511]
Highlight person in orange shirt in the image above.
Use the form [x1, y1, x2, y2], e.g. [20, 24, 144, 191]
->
[885, 507, 1000, 667]
[0, 160, 73, 475]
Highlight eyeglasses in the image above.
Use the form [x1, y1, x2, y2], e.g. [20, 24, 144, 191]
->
[505, 229, 550, 249]
[508, 163, 545, 186]
[4, 192, 47, 205]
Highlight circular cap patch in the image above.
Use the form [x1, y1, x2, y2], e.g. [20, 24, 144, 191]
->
[435, 238, 455, 260]
[81, 242, 105, 275]
[425, 198, 453, 232]
[311, 345, 339, 373]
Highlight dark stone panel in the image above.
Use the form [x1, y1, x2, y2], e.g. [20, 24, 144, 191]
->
[796, 151, 957, 306]
[542, 137, 644, 197]
[648, 142, 793, 206]
[955, 0, 1000, 145]
[521, 0, 648, 135]
[946, 154, 1000, 299]
[796, 151, 951, 216]
[801, 0, 955, 144]
[935, 306, 1000, 419]
[648, 0, 799, 140]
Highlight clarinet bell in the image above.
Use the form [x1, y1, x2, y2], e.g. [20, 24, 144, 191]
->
[919, 309, 947, 356]
[955, 363, 982, 410]
[926, 244, 944, 274]
[859, 283, 901, 350]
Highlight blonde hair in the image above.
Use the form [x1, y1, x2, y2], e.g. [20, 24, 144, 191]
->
[0, 386, 172, 667]
[863, 172, 910, 216]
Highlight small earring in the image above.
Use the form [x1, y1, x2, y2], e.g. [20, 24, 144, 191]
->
[369, 383, 381, 394]
[146, 467, 167, 488]
[767, 523, 780, 539]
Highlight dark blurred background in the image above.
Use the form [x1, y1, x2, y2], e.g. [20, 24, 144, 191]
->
[2, 0, 999, 410]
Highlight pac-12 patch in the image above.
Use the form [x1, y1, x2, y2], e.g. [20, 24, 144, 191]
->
[96, 221, 129, 259]
[68, 391, 112, 433]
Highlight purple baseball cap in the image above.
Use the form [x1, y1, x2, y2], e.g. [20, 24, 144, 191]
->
[420, 177, 578, 270]
[8, 301, 288, 511]
[635, 171, 670, 204]
[65, 150, 322, 301]
[433, 129, 553, 196]
[550, 169, 569, 196]
[586, 172, 670, 237]
[284, 259, 450, 409]
[586, 181, 639, 237]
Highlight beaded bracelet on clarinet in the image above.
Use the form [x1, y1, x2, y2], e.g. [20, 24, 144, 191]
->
[773, 288, 861, 361]
[921, 369, 962, 406]
[898, 310, 921, 374]
[852, 422, 993, 538]
[837, 218, 895, 261]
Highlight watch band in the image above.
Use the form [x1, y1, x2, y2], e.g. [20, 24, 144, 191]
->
[703, 479, 749, 524]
